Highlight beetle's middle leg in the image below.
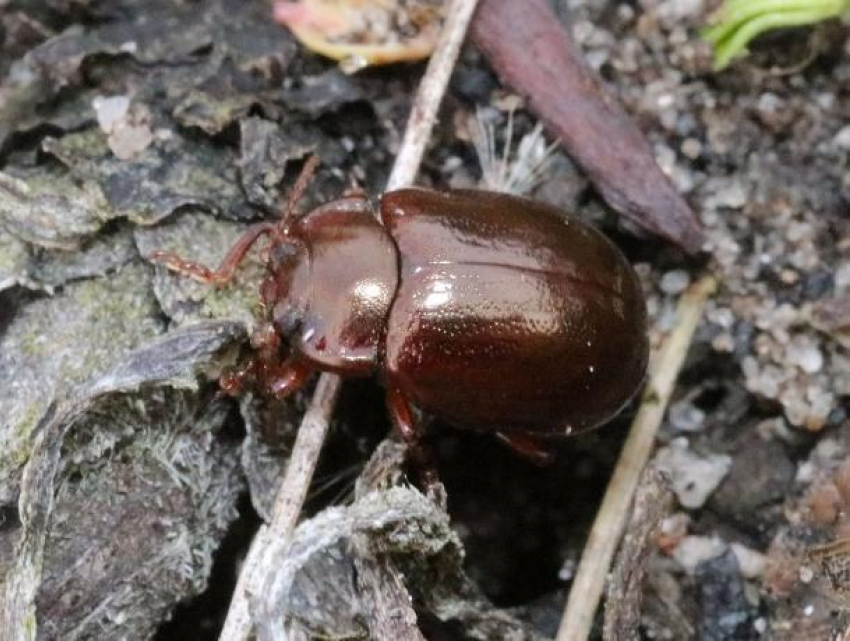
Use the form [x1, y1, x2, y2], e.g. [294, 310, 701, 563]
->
[386, 384, 438, 488]
[265, 356, 315, 399]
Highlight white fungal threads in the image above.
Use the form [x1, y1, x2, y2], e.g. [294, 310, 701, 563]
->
[471, 107, 558, 196]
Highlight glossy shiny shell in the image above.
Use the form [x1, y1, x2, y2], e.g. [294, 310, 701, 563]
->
[380, 188, 648, 435]
[281, 198, 399, 375]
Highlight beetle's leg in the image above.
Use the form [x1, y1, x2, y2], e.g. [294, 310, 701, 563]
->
[266, 356, 315, 399]
[149, 222, 275, 286]
[386, 384, 417, 442]
[386, 385, 438, 488]
[219, 360, 259, 397]
[215, 322, 285, 398]
[250, 321, 282, 363]
[495, 431, 556, 466]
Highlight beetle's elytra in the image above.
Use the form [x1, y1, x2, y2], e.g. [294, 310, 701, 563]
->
[152, 159, 649, 478]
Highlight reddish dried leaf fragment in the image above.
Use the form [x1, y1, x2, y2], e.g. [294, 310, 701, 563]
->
[274, 0, 444, 69]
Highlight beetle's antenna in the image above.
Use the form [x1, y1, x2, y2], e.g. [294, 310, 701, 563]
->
[280, 154, 321, 229]
[265, 154, 320, 264]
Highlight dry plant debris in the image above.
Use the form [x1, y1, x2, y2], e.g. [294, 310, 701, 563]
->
[274, 0, 445, 72]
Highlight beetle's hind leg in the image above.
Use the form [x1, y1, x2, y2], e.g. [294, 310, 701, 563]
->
[386, 384, 439, 489]
[495, 431, 557, 466]
[149, 222, 275, 286]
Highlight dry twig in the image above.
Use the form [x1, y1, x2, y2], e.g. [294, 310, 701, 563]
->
[218, 1, 480, 639]
[218, 374, 341, 641]
[556, 275, 717, 641]
[603, 468, 674, 641]
[387, 0, 480, 190]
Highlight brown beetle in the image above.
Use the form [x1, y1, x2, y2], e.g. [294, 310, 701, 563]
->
[153, 158, 648, 479]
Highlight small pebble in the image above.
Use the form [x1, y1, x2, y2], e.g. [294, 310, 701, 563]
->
[656, 0, 704, 22]
[806, 386, 835, 429]
[655, 438, 732, 509]
[707, 305, 735, 329]
[835, 263, 850, 291]
[681, 137, 702, 159]
[730, 543, 767, 580]
[92, 95, 153, 160]
[787, 335, 823, 374]
[668, 399, 706, 432]
[660, 269, 690, 295]
[711, 332, 734, 352]
[109, 120, 154, 160]
[558, 557, 576, 582]
[834, 125, 850, 150]
[757, 92, 782, 115]
[661, 512, 690, 538]
[671, 535, 725, 574]
[93, 95, 130, 134]
[779, 269, 798, 285]
[704, 178, 748, 210]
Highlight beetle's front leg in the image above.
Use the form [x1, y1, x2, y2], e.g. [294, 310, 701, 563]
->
[218, 324, 300, 398]
[219, 357, 312, 400]
[386, 384, 438, 488]
[149, 222, 275, 286]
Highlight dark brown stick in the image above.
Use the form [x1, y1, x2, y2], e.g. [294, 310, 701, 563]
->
[471, 0, 703, 254]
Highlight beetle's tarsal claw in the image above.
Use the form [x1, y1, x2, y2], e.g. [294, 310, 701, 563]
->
[219, 363, 255, 397]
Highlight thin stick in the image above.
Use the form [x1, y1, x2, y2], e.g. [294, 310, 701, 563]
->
[218, 2, 479, 639]
[386, 0, 481, 191]
[218, 374, 341, 640]
[556, 275, 717, 641]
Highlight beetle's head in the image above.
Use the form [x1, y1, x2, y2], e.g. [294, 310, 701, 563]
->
[258, 154, 322, 343]
[261, 233, 311, 343]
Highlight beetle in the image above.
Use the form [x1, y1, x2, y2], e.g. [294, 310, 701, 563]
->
[152, 157, 648, 481]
